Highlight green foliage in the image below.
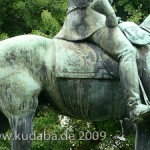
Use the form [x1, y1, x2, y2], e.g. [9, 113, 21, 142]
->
[0, 130, 11, 150]
[114, 0, 149, 24]
[0, 0, 67, 37]
[40, 10, 61, 38]
[0, 33, 8, 40]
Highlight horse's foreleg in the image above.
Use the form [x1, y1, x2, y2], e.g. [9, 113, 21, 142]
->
[6, 95, 39, 150]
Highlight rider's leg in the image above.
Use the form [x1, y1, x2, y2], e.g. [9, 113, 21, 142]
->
[89, 26, 150, 122]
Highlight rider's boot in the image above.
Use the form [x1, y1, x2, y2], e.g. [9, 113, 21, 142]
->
[119, 46, 150, 123]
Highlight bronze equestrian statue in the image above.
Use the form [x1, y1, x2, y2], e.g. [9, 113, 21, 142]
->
[0, 0, 150, 150]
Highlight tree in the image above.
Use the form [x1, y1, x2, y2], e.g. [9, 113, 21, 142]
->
[114, 0, 149, 24]
[0, 0, 67, 39]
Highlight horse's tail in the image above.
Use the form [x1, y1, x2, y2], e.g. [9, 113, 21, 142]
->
[140, 15, 150, 33]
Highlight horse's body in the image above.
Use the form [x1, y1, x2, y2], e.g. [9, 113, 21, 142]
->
[0, 35, 125, 122]
[0, 15, 150, 150]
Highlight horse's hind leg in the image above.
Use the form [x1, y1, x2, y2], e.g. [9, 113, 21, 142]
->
[9, 106, 37, 150]
[0, 71, 41, 150]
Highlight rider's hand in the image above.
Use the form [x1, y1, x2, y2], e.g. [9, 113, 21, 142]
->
[106, 13, 118, 27]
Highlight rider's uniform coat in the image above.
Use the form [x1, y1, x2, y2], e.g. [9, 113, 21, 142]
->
[55, 7, 106, 41]
[55, 0, 114, 41]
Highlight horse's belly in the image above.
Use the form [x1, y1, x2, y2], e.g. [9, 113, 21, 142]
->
[55, 79, 126, 121]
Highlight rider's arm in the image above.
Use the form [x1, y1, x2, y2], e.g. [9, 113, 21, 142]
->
[90, 0, 118, 27]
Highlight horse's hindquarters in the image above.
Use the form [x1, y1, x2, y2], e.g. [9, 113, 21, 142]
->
[55, 78, 126, 121]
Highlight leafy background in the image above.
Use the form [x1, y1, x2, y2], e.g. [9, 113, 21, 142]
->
[0, 0, 149, 149]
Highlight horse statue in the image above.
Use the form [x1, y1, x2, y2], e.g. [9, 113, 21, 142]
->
[0, 15, 150, 150]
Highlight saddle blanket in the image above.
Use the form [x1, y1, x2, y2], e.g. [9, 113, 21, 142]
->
[54, 39, 119, 79]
